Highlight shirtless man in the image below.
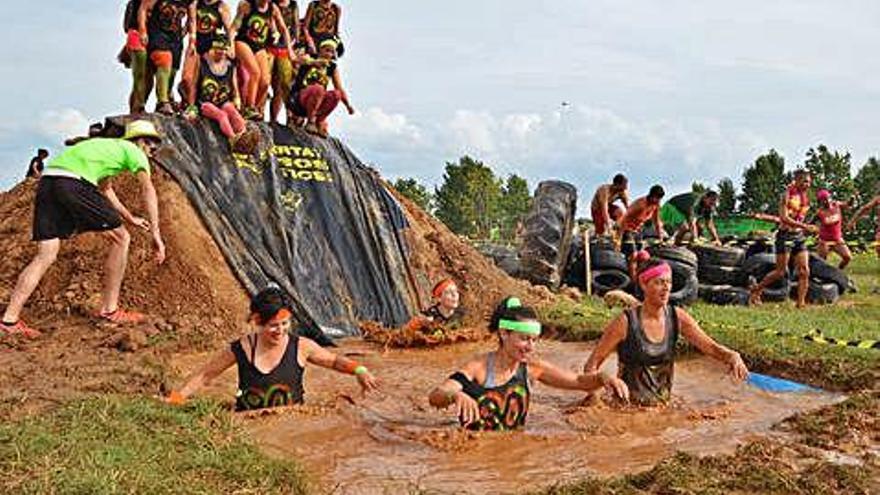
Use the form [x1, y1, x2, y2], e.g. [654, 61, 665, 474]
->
[590, 173, 629, 238]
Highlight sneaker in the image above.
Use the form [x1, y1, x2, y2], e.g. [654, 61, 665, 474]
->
[156, 102, 175, 116]
[232, 128, 261, 154]
[0, 320, 42, 339]
[96, 308, 147, 324]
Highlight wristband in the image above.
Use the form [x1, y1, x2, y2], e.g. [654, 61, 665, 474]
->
[354, 365, 368, 376]
[168, 390, 186, 405]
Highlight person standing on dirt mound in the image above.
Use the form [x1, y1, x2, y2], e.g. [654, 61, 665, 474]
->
[847, 189, 880, 259]
[1, 121, 167, 338]
[428, 297, 629, 431]
[584, 254, 749, 406]
[815, 189, 852, 270]
[405, 278, 465, 332]
[618, 185, 665, 280]
[590, 173, 630, 238]
[139, 0, 197, 115]
[670, 189, 721, 246]
[166, 287, 378, 410]
[750, 170, 817, 308]
[302, 0, 341, 56]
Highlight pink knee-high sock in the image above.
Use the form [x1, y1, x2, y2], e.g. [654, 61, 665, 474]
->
[201, 102, 235, 137]
[222, 102, 246, 134]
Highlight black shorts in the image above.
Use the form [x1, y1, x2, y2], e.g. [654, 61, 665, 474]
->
[148, 31, 184, 70]
[620, 231, 644, 260]
[774, 229, 807, 255]
[32, 177, 122, 241]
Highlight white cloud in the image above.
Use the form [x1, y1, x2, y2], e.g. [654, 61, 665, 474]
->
[334, 107, 424, 148]
[37, 108, 92, 141]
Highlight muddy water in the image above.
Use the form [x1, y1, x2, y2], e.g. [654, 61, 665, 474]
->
[172, 340, 842, 494]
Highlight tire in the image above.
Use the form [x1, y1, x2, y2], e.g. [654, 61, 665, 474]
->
[591, 269, 632, 296]
[807, 254, 849, 294]
[563, 235, 586, 289]
[691, 244, 745, 267]
[790, 279, 840, 305]
[518, 181, 578, 289]
[562, 235, 627, 289]
[743, 253, 789, 291]
[592, 247, 627, 272]
[649, 245, 698, 268]
[698, 264, 748, 287]
[698, 284, 750, 306]
[666, 259, 699, 306]
[477, 243, 521, 277]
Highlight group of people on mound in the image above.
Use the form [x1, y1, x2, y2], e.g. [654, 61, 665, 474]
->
[121, 0, 351, 142]
[588, 171, 880, 308]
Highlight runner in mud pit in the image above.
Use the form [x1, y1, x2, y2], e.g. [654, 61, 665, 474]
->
[815, 189, 852, 269]
[428, 297, 629, 431]
[618, 184, 665, 281]
[584, 254, 749, 406]
[406, 278, 465, 332]
[590, 173, 629, 238]
[1, 120, 166, 338]
[847, 187, 880, 259]
[749, 170, 817, 308]
[167, 286, 378, 410]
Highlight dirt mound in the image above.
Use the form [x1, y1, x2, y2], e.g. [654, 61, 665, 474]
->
[0, 170, 248, 416]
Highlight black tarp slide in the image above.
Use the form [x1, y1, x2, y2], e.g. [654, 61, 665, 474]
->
[108, 116, 419, 338]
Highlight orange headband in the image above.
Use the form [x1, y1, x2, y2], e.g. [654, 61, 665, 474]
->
[251, 308, 292, 325]
[432, 279, 456, 299]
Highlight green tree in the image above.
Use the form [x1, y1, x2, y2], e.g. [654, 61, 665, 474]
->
[391, 178, 432, 212]
[434, 156, 503, 238]
[717, 177, 736, 217]
[739, 149, 787, 214]
[803, 145, 854, 200]
[852, 157, 880, 233]
[499, 174, 531, 240]
[691, 181, 707, 195]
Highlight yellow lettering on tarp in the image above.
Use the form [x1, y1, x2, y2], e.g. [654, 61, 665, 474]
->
[273, 145, 333, 182]
[280, 190, 304, 213]
[233, 152, 264, 174]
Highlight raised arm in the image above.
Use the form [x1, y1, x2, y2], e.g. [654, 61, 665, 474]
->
[676, 308, 748, 380]
[170, 348, 237, 403]
[847, 197, 880, 230]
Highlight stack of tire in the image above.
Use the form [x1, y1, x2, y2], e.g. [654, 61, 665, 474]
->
[647, 245, 699, 306]
[693, 244, 751, 305]
[795, 254, 849, 304]
[518, 181, 578, 289]
[476, 243, 521, 278]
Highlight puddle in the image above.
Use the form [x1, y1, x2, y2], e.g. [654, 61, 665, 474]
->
[172, 339, 843, 494]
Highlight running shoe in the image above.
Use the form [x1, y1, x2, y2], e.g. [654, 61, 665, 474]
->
[96, 308, 147, 324]
[0, 320, 42, 339]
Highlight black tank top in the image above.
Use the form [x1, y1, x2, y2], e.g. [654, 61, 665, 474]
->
[148, 0, 191, 36]
[236, 0, 272, 51]
[617, 306, 679, 406]
[307, 1, 338, 40]
[271, 0, 297, 48]
[197, 60, 234, 106]
[231, 334, 305, 411]
[451, 352, 530, 431]
[196, 0, 224, 54]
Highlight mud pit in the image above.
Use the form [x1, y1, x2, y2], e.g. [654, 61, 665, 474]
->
[172, 340, 842, 494]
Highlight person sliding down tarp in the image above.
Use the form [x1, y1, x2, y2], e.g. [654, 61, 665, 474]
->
[104, 115, 419, 340]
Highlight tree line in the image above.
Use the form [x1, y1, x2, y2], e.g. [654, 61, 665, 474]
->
[393, 146, 880, 239]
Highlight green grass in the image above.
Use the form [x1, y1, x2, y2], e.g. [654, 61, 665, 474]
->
[541, 253, 880, 391]
[0, 395, 309, 495]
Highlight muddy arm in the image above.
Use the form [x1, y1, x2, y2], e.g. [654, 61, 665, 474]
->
[302, 338, 378, 392]
[583, 313, 626, 373]
[175, 349, 237, 400]
[676, 308, 748, 381]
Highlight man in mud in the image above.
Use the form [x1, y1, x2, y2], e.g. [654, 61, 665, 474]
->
[590, 173, 629, 238]
[670, 189, 721, 246]
[618, 185, 665, 280]
[1, 120, 167, 338]
[749, 170, 816, 308]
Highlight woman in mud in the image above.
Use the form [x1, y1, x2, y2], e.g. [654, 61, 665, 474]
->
[428, 297, 629, 431]
[167, 287, 378, 410]
[583, 253, 750, 406]
[406, 278, 465, 331]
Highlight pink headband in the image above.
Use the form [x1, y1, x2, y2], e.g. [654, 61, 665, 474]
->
[639, 263, 671, 284]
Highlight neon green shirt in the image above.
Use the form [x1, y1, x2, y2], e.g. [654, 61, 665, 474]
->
[46, 138, 150, 185]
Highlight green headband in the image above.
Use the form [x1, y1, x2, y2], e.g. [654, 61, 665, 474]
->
[498, 318, 541, 336]
[506, 297, 522, 309]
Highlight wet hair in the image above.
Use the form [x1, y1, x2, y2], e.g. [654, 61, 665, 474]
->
[249, 286, 292, 324]
[612, 174, 627, 187]
[648, 185, 665, 200]
[489, 296, 538, 333]
[703, 189, 718, 199]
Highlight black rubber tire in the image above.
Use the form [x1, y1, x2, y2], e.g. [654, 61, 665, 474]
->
[518, 181, 578, 289]
[698, 263, 748, 287]
[789, 279, 840, 305]
[562, 235, 586, 288]
[649, 245, 698, 268]
[691, 244, 745, 267]
[807, 254, 850, 294]
[562, 235, 627, 289]
[743, 253, 789, 292]
[698, 284, 750, 306]
[591, 269, 632, 296]
[592, 247, 628, 272]
[666, 259, 699, 306]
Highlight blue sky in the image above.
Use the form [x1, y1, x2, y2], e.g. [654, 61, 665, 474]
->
[2, 1, 878, 212]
